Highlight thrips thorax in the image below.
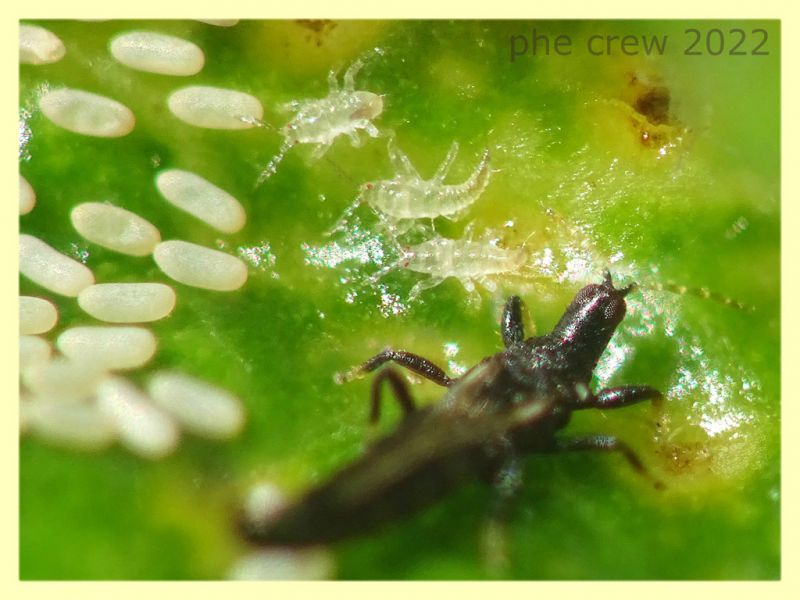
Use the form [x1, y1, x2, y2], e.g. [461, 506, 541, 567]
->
[241, 272, 663, 546]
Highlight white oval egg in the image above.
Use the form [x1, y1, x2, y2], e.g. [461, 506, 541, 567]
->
[20, 296, 59, 335]
[20, 174, 36, 215]
[153, 240, 248, 291]
[147, 371, 245, 439]
[19, 336, 53, 370]
[96, 377, 180, 460]
[57, 326, 157, 370]
[39, 88, 135, 138]
[110, 30, 205, 76]
[27, 399, 117, 451]
[167, 85, 263, 130]
[20, 24, 66, 65]
[70, 202, 161, 257]
[22, 356, 106, 401]
[19, 234, 95, 297]
[156, 169, 246, 233]
[78, 283, 176, 323]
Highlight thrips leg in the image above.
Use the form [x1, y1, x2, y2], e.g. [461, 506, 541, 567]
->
[481, 277, 498, 293]
[343, 58, 365, 90]
[363, 257, 400, 288]
[279, 99, 306, 113]
[459, 278, 482, 305]
[311, 141, 333, 160]
[555, 435, 664, 489]
[489, 454, 523, 501]
[347, 130, 363, 147]
[369, 367, 416, 424]
[409, 276, 443, 301]
[371, 206, 400, 236]
[578, 385, 663, 410]
[387, 138, 419, 178]
[501, 296, 525, 348]
[359, 349, 453, 387]
[327, 69, 339, 91]
[433, 141, 460, 182]
[364, 122, 381, 138]
[480, 456, 522, 576]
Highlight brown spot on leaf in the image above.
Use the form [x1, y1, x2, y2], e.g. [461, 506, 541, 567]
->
[295, 20, 338, 47]
[655, 441, 713, 475]
[619, 70, 683, 148]
[634, 86, 671, 126]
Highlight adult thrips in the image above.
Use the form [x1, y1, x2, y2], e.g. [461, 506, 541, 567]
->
[241, 272, 664, 546]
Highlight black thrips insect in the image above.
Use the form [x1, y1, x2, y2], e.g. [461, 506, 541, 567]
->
[241, 272, 663, 546]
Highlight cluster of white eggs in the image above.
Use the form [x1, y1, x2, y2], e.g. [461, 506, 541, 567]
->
[19, 21, 380, 579]
[19, 23, 258, 460]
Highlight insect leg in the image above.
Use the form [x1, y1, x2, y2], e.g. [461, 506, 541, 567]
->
[409, 276, 443, 301]
[480, 277, 498, 293]
[501, 296, 525, 348]
[311, 141, 333, 160]
[343, 58, 365, 90]
[359, 349, 453, 386]
[279, 99, 309, 113]
[387, 138, 420, 178]
[480, 455, 521, 576]
[364, 122, 381, 138]
[369, 367, 416, 424]
[363, 256, 402, 288]
[327, 68, 340, 91]
[487, 453, 523, 502]
[433, 141, 460, 182]
[347, 130, 363, 148]
[555, 435, 664, 490]
[460, 278, 482, 305]
[577, 385, 663, 410]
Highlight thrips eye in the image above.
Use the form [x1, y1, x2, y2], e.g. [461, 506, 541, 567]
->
[575, 284, 601, 304]
[604, 299, 625, 321]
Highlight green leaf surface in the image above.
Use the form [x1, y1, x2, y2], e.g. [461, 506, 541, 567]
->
[20, 20, 779, 580]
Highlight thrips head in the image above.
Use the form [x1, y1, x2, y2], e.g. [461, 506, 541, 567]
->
[550, 271, 635, 361]
[351, 92, 384, 121]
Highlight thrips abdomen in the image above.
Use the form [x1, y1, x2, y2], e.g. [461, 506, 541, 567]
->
[241, 272, 663, 546]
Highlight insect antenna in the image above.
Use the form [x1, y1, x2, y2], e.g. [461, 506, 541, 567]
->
[255, 139, 293, 188]
[239, 115, 278, 132]
[364, 259, 400, 288]
[639, 280, 754, 311]
[326, 193, 367, 237]
[239, 115, 294, 188]
[321, 153, 373, 237]
[520, 228, 537, 249]
[338, 227, 407, 308]
[364, 231, 406, 286]
[512, 229, 544, 273]
[323, 155, 358, 185]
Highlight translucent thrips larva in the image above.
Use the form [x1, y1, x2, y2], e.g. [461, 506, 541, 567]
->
[329, 139, 492, 235]
[254, 58, 384, 185]
[371, 227, 532, 301]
